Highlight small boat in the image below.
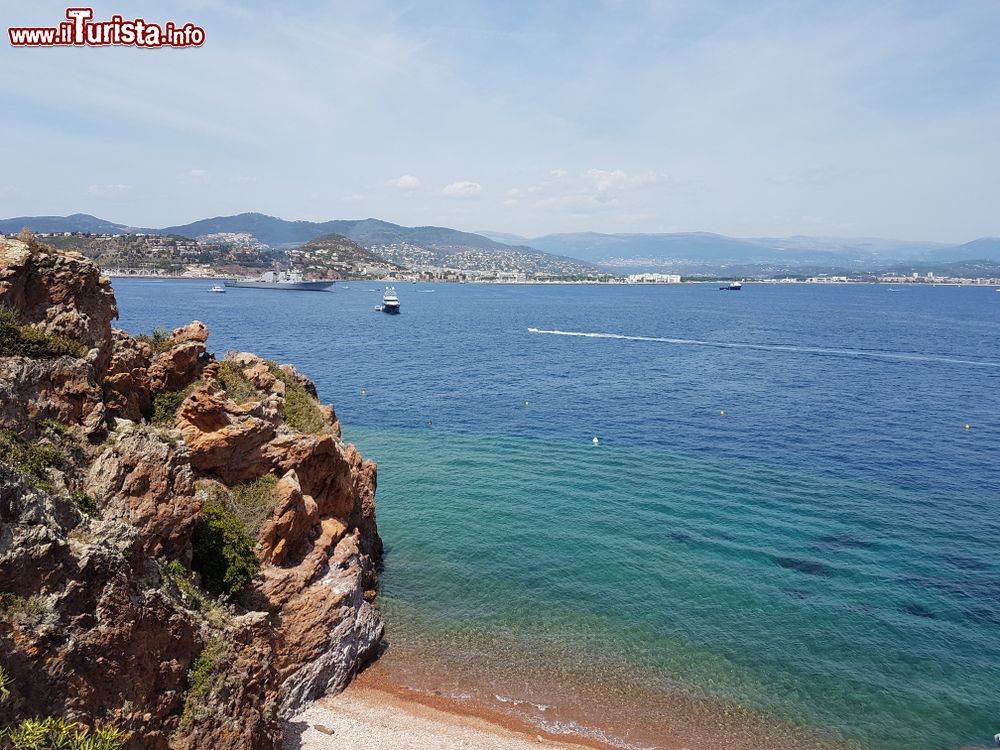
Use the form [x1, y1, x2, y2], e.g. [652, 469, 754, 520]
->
[208, 284, 226, 293]
[381, 286, 400, 314]
[720, 281, 742, 291]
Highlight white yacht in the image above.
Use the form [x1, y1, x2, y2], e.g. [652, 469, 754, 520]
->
[381, 286, 400, 314]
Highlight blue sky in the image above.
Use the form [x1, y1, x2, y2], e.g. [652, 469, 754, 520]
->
[2, 0, 998, 240]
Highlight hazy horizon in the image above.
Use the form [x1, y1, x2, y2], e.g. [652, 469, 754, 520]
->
[3, 1, 999, 242]
[2, 208, 992, 247]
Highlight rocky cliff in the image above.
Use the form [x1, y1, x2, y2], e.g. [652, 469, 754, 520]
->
[0, 237, 383, 749]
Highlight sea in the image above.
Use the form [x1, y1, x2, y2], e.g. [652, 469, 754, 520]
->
[114, 279, 1000, 750]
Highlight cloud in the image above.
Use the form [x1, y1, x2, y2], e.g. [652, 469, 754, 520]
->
[342, 193, 366, 202]
[535, 193, 620, 213]
[386, 174, 421, 190]
[86, 184, 134, 198]
[510, 168, 661, 215]
[584, 169, 661, 193]
[442, 181, 483, 198]
[185, 169, 210, 184]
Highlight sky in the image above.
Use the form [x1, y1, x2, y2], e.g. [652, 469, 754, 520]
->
[1, 0, 999, 241]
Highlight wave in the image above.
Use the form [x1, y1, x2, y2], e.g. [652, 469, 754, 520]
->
[527, 328, 1000, 368]
[537, 718, 659, 750]
[494, 694, 551, 712]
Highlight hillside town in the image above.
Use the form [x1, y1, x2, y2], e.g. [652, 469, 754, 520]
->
[4, 229, 1000, 285]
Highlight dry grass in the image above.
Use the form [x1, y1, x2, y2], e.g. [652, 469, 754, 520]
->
[216, 359, 261, 405]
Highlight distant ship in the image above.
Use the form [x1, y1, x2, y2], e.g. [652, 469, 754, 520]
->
[381, 286, 400, 314]
[225, 269, 333, 291]
[207, 284, 226, 293]
[720, 281, 743, 291]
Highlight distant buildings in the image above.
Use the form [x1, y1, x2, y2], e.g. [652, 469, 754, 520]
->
[624, 273, 681, 283]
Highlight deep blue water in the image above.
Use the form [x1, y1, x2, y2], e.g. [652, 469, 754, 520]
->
[115, 280, 1000, 750]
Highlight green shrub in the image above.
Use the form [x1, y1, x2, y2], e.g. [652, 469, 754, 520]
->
[265, 362, 329, 434]
[164, 559, 197, 599]
[216, 359, 260, 405]
[150, 387, 191, 427]
[185, 640, 225, 700]
[179, 639, 228, 729]
[162, 560, 230, 628]
[0, 430, 64, 485]
[0, 665, 11, 699]
[205, 474, 279, 538]
[0, 307, 87, 359]
[191, 504, 260, 599]
[0, 593, 47, 622]
[281, 377, 328, 434]
[70, 491, 98, 518]
[133, 327, 172, 354]
[0, 716, 126, 750]
[36, 419, 72, 439]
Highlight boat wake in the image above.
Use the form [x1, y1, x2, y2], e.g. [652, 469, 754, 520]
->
[527, 328, 1000, 368]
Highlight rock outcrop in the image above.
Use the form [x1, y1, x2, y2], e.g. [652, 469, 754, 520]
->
[0, 238, 117, 375]
[85, 427, 200, 559]
[0, 238, 383, 749]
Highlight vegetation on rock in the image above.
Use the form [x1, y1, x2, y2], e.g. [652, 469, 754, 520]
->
[133, 327, 172, 354]
[191, 504, 260, 599]
[151, 387, 192, 427]
[0, 594, 48, 623]
[0, 716, 126, 750]
[268, 363, 328, 434]
[0, 307, 87, 359]
[178, 639, 228, 730]
[0, 430, 64, 487]
[164, 560, 197, 599]
[162, 560, 230, 630]
[204, 474, 279, 538]
[70, 490, 99, 517]
[216, 360, 260, 405]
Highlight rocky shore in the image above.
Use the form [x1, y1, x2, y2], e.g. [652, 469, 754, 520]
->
[0, 237, 383, 748]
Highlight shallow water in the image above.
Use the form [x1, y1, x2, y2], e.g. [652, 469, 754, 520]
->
[115, 280, 1000, 750]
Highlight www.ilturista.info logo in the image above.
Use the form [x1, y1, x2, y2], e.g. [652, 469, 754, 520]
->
[8, 8, 205, 48]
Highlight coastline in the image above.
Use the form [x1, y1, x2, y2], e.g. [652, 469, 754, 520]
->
[289, 681, 609, 750]
[286, 629, 862, 750]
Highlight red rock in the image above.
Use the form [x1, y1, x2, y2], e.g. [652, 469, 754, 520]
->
[86, 428, 200, 559]
[0, 242, 383, 749]
[0, 238, 117, 375]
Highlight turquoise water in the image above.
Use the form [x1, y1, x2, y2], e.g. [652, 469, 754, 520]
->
[115, 280, 1000, 749]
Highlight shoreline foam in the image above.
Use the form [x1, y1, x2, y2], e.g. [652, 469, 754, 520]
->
[289, 681, 611, 750]
[289, 649, 861, 750]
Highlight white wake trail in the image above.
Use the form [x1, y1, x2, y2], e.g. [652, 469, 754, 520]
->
[526, 328, 1000, 368]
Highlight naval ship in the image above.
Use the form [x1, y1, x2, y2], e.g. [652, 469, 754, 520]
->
[225, 269, 334, 291]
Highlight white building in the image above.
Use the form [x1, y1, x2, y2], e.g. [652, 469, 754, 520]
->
[625, 273, 681, 283]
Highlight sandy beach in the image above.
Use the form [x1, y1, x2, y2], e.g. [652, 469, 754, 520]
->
[286, 683, 609, 750]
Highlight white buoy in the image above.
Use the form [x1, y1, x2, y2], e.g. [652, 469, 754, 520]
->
[592, 436, 600, 445]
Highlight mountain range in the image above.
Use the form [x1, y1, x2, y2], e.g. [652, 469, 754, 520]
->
[477, 231, 1000, 269]
[3, 213, 999, 275]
